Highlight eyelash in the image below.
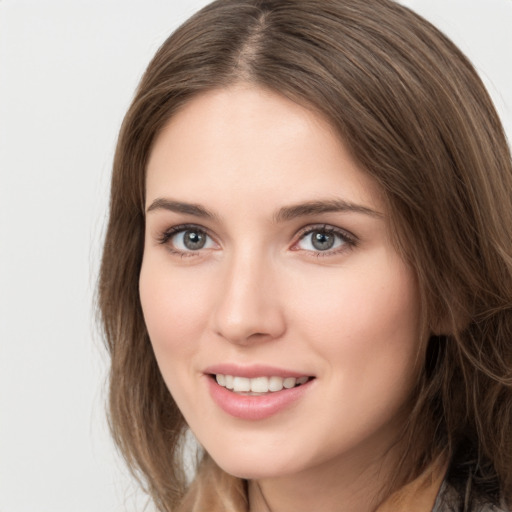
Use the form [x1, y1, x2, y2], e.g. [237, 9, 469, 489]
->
[157, 223, 215, 257]
[156, 223, 358, 258]
[293, 224, 357, 257]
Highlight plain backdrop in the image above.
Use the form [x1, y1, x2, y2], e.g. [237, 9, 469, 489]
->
[0, 1, 510, 511]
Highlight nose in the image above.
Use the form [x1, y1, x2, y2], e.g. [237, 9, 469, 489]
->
[211, 250, 286, 345]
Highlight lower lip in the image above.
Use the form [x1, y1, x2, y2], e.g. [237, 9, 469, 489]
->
[206, 376, 314, 420]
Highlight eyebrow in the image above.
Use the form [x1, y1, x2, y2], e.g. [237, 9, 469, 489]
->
[146, 198, 217, 219]
[274, 199, 383, 222]
[146, 197, 383, 221]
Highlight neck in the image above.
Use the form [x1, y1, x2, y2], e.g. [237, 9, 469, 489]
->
[376, 455, 447, 512]
[248, 445, 395, 512]
[248, 451, 447, 512]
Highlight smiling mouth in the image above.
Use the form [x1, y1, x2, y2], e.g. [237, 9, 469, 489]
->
[212, 374, 314, 394]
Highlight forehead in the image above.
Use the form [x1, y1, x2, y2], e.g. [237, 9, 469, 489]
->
[146, 85, 383, 215]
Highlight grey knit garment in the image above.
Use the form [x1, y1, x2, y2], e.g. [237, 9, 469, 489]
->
[432, 480, 509, 512]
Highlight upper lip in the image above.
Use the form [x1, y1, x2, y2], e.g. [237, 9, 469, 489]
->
[203, 363, 313, 379]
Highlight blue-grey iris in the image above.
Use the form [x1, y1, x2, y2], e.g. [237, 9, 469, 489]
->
[312, 231, 335, 251]
[183, 230, 206, 250]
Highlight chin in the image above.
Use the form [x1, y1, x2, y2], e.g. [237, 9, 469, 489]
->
[213, 460, 286, 481]
[204, 441, 308, 481]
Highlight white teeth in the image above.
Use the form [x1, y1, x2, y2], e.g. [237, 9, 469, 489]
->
[225, 375, 234, 390]
[233, 376, 251, 392]
[215, 374, 310, 393]
[250, 376, 269, 393]
[283, 377, 296, 389]
[268, 376, 284, 392]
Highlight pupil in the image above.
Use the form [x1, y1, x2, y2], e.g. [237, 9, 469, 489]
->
[184, 230, 206, 250]
[312, 231, 334, 251]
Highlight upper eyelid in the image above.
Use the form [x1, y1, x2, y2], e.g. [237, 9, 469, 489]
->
[295, 223, 357, 241]
[159, 222, 354, 236]
[162, 223, 213, 237]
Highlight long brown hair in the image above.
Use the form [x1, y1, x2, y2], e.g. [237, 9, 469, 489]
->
[98, 1, 512, 510]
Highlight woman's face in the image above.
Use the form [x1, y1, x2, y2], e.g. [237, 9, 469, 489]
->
[140, 85, 422, 481]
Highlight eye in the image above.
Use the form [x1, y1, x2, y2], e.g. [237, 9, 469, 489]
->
[159, 225, 217, 254]
[294, 225, 356, 255]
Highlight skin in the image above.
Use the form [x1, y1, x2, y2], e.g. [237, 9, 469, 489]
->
[139, 85, 425, 512]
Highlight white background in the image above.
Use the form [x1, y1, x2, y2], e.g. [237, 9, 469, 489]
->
[0, 1, 510, 511]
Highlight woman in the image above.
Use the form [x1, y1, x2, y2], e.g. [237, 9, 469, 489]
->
[98, 0, 512, 510]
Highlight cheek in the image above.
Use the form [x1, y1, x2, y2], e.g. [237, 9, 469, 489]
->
[139, 255, 212, 360]
[293, 258, 421, 451]
[288, 250, 421, 382]
[138, 256, 217, 422]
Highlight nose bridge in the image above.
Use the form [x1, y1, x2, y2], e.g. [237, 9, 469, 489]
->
[212, 244, 284, 344]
